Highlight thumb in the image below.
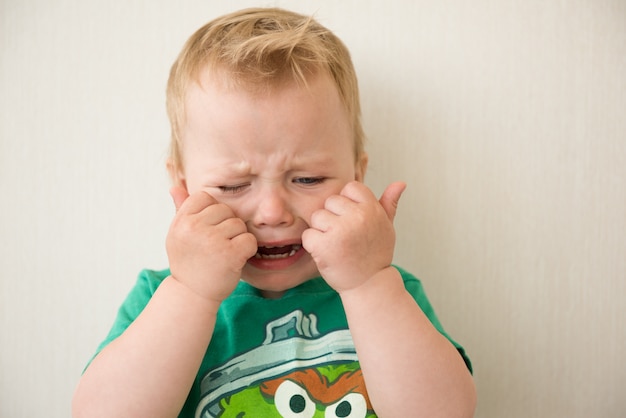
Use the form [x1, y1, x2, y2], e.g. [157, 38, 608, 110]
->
[169, 186, 190, 212]
[379, 181, 406, 222]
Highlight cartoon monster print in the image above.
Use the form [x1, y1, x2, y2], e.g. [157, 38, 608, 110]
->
[215, 362, 376, 417]
[196, 310, 375, 417]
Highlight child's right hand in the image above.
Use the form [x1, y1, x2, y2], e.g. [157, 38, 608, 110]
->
[165, 186, 258, 303]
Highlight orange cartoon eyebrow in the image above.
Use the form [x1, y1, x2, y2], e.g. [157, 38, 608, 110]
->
[260, 367, 372, 409]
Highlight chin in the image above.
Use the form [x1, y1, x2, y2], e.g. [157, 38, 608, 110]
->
[241, 260, 320, 297]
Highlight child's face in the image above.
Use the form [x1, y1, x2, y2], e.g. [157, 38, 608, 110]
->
[176, 70, 366, 297]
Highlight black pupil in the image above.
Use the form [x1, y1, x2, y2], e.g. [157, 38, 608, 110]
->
[336, 400, 352, 417]
[290, 394, 306, 413]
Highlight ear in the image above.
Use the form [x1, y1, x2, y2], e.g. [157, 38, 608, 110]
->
[355, 152, 368, 182]
[166, 158, 187, 190]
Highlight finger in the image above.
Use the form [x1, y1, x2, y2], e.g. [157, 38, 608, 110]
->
[170, 186, 189, 212]
[321, 181, 370, 214]
[323, 194, 356, 216]
[231, 232, 258, 260]
[301, 227, 324, 255]
[176, 190, 220, 215]
[379, 181, 406, 222]
[338, 181, 373, 203]
[309, 208, 337, 232]
[214, 216, 250, 238]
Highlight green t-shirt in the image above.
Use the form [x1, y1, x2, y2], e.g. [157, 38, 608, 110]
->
[94, 265, 471, 417]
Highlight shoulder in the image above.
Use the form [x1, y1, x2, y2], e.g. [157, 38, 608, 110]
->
[113, 268, 171, 319]
[136, 268, 171, 290]
[392, 265, 427, 293]
[393, 264, 420, 281]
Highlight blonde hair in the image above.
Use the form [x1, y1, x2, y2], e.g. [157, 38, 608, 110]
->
[166, 7, 365, 172]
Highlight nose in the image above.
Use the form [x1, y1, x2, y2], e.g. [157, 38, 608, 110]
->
[251, 185, 294, 228]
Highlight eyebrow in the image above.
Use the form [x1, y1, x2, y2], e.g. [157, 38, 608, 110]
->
[201, 152, 341, 182]
[212, 161, 252, 177]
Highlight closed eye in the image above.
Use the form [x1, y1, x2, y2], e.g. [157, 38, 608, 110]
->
[218, 183, 250, 194]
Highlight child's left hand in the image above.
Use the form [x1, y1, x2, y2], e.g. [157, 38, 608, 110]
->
[302, 181, 406, 293]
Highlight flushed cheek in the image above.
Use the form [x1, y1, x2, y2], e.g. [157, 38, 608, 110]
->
[298, 193, 337, 220]
[220, 198, 257, 223]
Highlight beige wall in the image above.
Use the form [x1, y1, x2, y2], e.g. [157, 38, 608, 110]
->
[1, 1, 624, 416]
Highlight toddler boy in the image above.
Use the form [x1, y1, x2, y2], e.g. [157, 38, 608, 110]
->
[73, 7, 476, 418]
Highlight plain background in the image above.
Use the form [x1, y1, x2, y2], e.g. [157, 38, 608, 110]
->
[1, 0, 625, 417]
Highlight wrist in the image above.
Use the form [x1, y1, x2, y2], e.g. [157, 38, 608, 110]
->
[338, 266, 404, 304]
[165, 275, 223, 315]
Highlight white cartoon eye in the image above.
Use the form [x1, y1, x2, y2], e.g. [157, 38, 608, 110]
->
[274, 380, 317, 418]
[325, 393, 367, 418]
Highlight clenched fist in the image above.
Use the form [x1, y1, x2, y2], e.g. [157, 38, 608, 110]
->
[166, 187, 258, 303]
[302, 181, 406, 293]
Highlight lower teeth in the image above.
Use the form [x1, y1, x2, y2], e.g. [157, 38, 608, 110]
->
[255, 246, 300, 259]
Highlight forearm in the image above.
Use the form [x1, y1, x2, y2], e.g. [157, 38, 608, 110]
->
[340, 267, 476, 418]
[72, 276, 219, 418]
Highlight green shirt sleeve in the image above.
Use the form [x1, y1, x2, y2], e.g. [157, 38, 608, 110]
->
[91, 269, 169, 360]
[395, 265, 473, 374]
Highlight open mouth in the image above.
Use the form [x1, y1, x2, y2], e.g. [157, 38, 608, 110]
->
[254, 244, 302, 260]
